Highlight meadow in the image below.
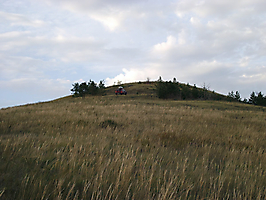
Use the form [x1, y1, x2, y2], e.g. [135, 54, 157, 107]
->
[1, 85, 266, 199]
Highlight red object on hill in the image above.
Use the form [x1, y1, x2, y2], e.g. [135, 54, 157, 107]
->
[115, 87, 127, 95]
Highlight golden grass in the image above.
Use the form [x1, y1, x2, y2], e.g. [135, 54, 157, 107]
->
[1, 95, 266, 199]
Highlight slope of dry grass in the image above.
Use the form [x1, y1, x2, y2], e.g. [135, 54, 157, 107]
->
[1, 93, 266, 199]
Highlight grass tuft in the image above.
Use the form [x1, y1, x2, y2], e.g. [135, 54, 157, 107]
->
[99, 120, 119, 129]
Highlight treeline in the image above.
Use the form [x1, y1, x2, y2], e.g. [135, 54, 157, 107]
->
[70, 77, 266, 106]
[227, 91, 266, 106]
[70, 80, 105, 97]
[156, 77, 266, 106]
[156, 77, 226, 101]
[248, 92, 266, 106]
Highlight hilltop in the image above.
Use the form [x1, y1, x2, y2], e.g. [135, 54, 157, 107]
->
[70, 80, 230, 101]
[101, 81, 158, 96]
[0, 82, 266, 199]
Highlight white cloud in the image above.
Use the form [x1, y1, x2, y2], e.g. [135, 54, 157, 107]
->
[154, 35, 177, 52]
[42, 0, 131, 31]
[106, 68, 146, 85]
[106, 66, 162, 86]
[91, 15, 120, 31]
[0, 11, 45, 27]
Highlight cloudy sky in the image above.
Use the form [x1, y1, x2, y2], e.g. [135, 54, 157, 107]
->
[1, 0, 266, 108]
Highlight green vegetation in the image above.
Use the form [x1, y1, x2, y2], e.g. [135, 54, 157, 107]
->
[228, 91, 241, 102]
[1, 83, 266, 199]
[155, 78, 266, 107]
[249, 91, 266, 106]
[71, 80, 105, 97]
[156, 80, 227, 101]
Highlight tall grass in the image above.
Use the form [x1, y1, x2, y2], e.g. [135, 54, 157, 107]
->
[1, 95, 266, 199]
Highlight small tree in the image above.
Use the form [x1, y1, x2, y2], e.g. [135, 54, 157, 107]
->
[257, 92, 265, 106]
[173, 77, 177, 83]
[88, 80, 98, 95]
[235, 91, 241, 101]
[249, 91, 256, 104]
[70, 83, 80, 97]
[79, 82, 89, 97]
[202, 82, 210, 91]
[98, 80, 105, 94]
[227, 91, 241, 101]
[228, 91, 234, 99]
[98, 80, 105, 89]
[202, 82, 210, 99]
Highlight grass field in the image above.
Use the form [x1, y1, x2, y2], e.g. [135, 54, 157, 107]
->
[1, 84, 266, 199]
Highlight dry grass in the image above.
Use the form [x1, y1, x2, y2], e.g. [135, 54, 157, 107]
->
[1, 94, 266, 199]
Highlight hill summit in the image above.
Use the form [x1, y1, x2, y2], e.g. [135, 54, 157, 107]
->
[73, 80, 229, 101]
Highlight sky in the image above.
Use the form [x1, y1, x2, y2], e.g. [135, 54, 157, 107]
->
[1, 0, 266, 108]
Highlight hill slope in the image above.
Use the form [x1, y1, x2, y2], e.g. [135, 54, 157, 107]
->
[0, 84, 266, 199]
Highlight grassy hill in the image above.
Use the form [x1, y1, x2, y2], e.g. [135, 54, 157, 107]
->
[1, 83, 266, 199]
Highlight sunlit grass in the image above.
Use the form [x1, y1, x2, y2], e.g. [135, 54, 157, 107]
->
[1, 94, 266, 199]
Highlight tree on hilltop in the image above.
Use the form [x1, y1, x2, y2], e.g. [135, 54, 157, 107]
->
[70, 82, 80, 97]
[228, 91, 241, 101]
[70, 80, 105, 97]
[235, 91, 241, 101]
[249, 91, 266, 106]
